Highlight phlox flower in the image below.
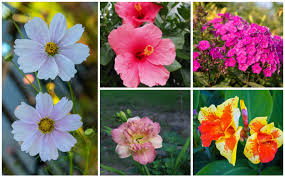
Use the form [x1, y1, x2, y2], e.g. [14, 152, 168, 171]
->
[111, 117, 162, 165]
[198, 40, 210, 51]
[225, 57, 236, 67]
[244, 117, 283, 164]
[252, 63, 262, 74]
[11, 93, 82, 161]
[14, 13, 90, 81]
[193, 60, 200, 72]
[108, 23, 176, 87]
[115, 2, 162, 27]
[198, 97, 242, 166]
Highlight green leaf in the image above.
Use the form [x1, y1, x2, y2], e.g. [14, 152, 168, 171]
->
[100, 164, 126, 175]
[167, 35, 184, 49]
[196, 160, 257, 175]
[165, 60, 182, 72]
[180, 68, 190, 87]
[175, 136, 190, 169]
[176, 49, 190, 60]
[194, 72, 209, 86]
[84, 128, 94, 136]
[225, 90, 273, 126]
[269, 91, 283, 129]
[193, 90, 200, 110]
[100, 43, 115, 66]
[260, 166, 283, 175]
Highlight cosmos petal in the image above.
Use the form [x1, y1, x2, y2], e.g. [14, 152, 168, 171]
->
[49, 13, 67, 43]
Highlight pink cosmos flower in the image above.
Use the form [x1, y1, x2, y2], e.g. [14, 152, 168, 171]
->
[193, 60, 200, 72]
[108, 23, 176, 87]
[14, 13, 89, 81]
[115, 2, 162, 27]
[11, 93, 82, 161]
[111, 117, 162, 165]
[252, 63, 262, 74]
[198, 40, 210, 51]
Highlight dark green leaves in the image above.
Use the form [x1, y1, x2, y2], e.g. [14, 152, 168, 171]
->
[165, 60, 182, 72]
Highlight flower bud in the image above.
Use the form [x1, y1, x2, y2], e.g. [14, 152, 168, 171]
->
[120, 111, 128, 122]
[240, 99, 248, 131]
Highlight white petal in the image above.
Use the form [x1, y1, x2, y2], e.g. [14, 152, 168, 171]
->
[51, 129, 76, 152]
[59, 24, 84, 47]
[40, 134, 59, 162]
[36, 92, 53, 118]
[27, 133, 44, 156]
[14, 102, 41, 123]
[11, 120, 37, 141]
[49, 13, 67, 44]
[49, 97, 73, 120]
[115, 145, 131, 158]
[18, 53, 48, 73]
[24, 17, 50, 45]
[55, 114, 82, 131]
[21, 131, 40, 152]
[54, 54, 77, 81]
[14, 39, 44, 56]
[37, 57, 59, 80]
[149, 135, 163, 149]
[60, 43, 89, 64]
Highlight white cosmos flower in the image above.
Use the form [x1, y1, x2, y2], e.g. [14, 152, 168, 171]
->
[14, 13, 90, 81]
[11, 93, 82, 161]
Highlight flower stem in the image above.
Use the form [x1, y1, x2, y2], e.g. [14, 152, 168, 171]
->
[69, 151, 73, 175]
[67, 81, 76, 113]
[35, 71, 42, 92]
[83, 143, 91, 175]
[11, 60, 39, 93]
[143, 165, 151, 175]
[12, 20, 25, 39]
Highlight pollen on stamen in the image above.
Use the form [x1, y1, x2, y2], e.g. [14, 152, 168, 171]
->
[134, 2, 142, 12]
[38, 117, 55, 134]
[143, 45, 154, 56]
[45, 42, 58, 56]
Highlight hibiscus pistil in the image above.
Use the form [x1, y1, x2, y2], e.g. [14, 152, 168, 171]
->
[136, 45, 154, 60]
[45, 42, 58, 56]
[134, 3, 143, 19]
[38, 117, 55, 134]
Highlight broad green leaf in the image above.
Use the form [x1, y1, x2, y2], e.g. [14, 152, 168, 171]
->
[193, 90, 200, 110]
[100, 43, 115, 66]
[194, 72, 209, 86]
[180, 68, 190, 87]
[260, 166, 283, 175]
[176, 49, 190, 60]
[100, 164, 126, 175]
[225, 90, 273, 126]
[269, 91, 283, 129]
[165, 60, 182, 72]
[167, 35, 184, 49]
[175, 136, 190, 169]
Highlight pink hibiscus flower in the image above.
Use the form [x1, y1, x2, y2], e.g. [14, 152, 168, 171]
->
[108, 23, 176, 87]
[112, 117, 162, 165]
[115, 2, 162, 27]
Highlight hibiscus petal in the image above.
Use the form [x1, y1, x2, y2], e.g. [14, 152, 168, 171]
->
[51, 129, 76, 152]
[60, 43, 89, 64]
[149, 135, 163, 148]
[49, 97, 73, 120]
[24, 17, 50, 45]
[136, 23, 162, 48]
[36, 92, 53, 118]
[114, 53, 140, 87]
[249, 117, 267, 135]
[55, 114, 82, 131]
[138, 60, 169, 87]
[40, 134, 59, 161]
[133, 142, 156, 165]
[54, 54, 77, 81]
[147, 39, 176, 66]
[115, 145, 131, 158]
[59, 24, 84, 47]
[215, 126, 242, 166]
[258, 140, 278, 163]
[11, 120, 37, 141]
[14, 102, 41, 123]
[244, 133, 260, 164]
[37, 57, 59, 80]
[115, 2, 140, 27]
[49, 13, 67, 43]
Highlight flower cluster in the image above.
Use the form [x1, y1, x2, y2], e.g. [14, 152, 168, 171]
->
[112, 117, 162, 165]
[109, 2, 176, 87]
[194, 12, 283, 78]
[198, 97, 283, 166]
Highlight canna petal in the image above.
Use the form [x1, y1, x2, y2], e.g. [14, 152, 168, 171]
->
[244, 133, 260, 164]
[258, 140, 278, 163]
[198, 105, 218, 123]
[199, 120, 224, 147]
[271, 128, 283, 148]
[248, 117, 267, 135]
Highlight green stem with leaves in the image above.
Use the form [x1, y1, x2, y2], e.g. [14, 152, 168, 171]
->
[83, 143, 91, 175]
[143, 165, 151, 175]
[12, 20, 25, 39]
[69, 151, 73, 175]
[35, 71, 42, 92]
[67, 81, 76, 113]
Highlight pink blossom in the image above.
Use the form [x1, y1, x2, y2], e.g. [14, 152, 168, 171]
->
[108, 23, 175, 87]
[198, 40, 210, 51]
[252, 63, 262, 74]
[111, 117, 162, 165]
[225, 57, 236, 67]
[115, 2, 162, 27]
[193, 60, 200, 72]
[263, 67, 272, 77]
[193, 52, 199, 60]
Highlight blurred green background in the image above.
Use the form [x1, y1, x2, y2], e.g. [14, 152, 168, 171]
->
[100, 90, 190, 175]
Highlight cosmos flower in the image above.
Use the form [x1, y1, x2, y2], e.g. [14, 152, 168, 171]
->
[198, 96, 242, 166]
[11, 93, 82, 161]
[111, 117, 162, 165]
[108, 23, 176, 87]
[14, 13, 89, 81]
[244, 117, 283, 164]
[115, 2, 162, 27]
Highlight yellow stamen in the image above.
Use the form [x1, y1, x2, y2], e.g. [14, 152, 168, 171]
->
[45, 42, 58, 56]
[134, 2, 142, 12]
[143, 45, 154, 56]
[38, 117, 55, 134]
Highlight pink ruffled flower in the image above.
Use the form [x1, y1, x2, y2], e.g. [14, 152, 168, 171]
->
[193, 60, 200, 72]
[115, 2, 162, 27]
[252, 63, 262, 74]
[198, 40, 210, 51]
[193, 52, 199, 60]
[11, 93, 82, 162]
[111, 117, 163, 165]
[108, 23, 176, 87]
[225, 57, 236, 67]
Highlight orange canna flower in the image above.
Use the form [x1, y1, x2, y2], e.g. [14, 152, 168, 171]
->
[198, 96, 242, 166]
[244, 117, 283, 164]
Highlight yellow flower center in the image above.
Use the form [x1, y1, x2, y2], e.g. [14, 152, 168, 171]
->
[143, 45, 154, 56]
[38, 117, 55, 134]
[134, 2, 142, 12]
[45, 42, 58, 56]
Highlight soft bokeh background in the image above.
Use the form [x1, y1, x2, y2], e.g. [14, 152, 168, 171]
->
[193, 2, 283, 87]
[193, 90, 283, 175]
[2, 2, 98, 175]
[100, 2, 190, 87]
[100, 90, 190, 175]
